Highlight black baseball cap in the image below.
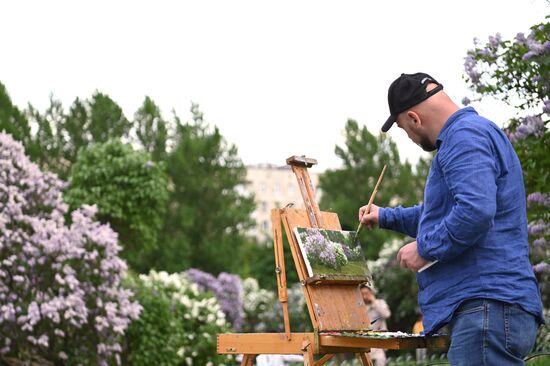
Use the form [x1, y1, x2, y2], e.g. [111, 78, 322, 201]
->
[381, 72, 443, 132]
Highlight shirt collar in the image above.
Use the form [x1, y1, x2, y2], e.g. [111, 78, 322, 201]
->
[436, 107, 478, 149]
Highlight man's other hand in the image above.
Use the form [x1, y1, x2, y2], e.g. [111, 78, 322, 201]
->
[396, 241, 429, 272]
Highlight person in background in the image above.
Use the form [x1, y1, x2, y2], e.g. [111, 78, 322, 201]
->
[361, 283, 391, 366]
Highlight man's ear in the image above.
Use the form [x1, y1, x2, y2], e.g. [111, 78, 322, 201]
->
[406, 110, 421, 128]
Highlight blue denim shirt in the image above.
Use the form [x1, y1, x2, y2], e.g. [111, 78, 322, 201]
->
[379, 107, 544, 334]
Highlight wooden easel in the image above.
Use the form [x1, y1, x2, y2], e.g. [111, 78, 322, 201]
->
[217, 156, 448, 365]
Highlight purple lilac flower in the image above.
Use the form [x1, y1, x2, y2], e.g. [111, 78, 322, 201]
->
[489, 33, 502, 47]
[533, 238, 547, 247]
[217, 272, 244, 331]
[528, 219, 549, 236]
[464, 55, 481, 83]
[479, 48, 495, 58]
[533, 262, 550, 273]
[184, 268, 244, 331]
[523, 38, 545, 60]
[515, 32, 527, 45]
[508, 115, 545, 143]
[461, 97, 471, 106]
[527, 192, 550, 207]
[543, 100, 550, 115]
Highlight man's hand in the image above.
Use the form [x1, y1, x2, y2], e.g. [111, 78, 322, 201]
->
[396, 241, 429, 272]
[358, 204, 380, 229]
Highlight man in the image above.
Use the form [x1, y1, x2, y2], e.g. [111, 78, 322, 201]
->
[359, 73, 544, 365]
[360, 283, 391, 366]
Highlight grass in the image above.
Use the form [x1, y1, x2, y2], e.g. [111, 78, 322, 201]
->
[311, 260, 369, 276]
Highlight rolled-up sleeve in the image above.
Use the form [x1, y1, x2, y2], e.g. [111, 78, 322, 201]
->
[416, 128, 498, 262]
[379, 204, 423, 238]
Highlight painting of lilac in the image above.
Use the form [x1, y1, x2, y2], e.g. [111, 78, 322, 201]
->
[293, 227, 371, 278]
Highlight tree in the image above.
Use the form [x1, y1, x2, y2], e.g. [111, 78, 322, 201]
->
[25, 96, 65, 172]
[318, 119, 427, 259]
[24, 92, 132, 179]
[0, 82, 35, 158]
[463, 17, 549, 349]
[65, 140, 169, 272]
[155, 103, 255, 274]
[133, 96, 168, 162]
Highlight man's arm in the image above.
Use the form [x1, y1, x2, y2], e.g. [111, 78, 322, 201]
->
[378, 204, 423, 238]
[359, 203, 423, 237]
[416, 127, 498, 262]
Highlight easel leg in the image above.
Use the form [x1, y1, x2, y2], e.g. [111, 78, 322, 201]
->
[358, 352, 374, 366]
[314, 354, 335, 366]
[241, 354, 256, 366]
[301, 340, 315, 366]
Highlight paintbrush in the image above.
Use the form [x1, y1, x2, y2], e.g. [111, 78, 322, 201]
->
[356, 164, 387, 237]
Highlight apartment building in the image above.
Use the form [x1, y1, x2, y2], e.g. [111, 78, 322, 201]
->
[244, 164, 321, 242]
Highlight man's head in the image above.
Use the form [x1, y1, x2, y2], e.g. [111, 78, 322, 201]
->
[381, 72, 459, 152]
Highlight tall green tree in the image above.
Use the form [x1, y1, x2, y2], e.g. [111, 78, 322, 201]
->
[133, 96, 168, 162]
[25, 96, 65, 172]
[28, 92, 132, 179]
[0, 82, 35, 156]
[156, 103, 255, 274]
[65, 140, 169, 272]
[319, 119, 426, 259]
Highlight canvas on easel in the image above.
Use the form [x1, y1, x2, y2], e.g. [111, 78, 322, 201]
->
[293, 227, 371, 278]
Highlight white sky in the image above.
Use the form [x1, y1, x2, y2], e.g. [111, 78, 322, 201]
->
[0, 0, 548, 172]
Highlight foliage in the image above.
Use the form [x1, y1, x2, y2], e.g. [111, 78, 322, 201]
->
[133, 96, 169, 162]
[24, 92, 131, 180]
[463, 16, 550, 307]
[0, 133, 140, 365]
[319, 119, 426, 259]
[64, 140, 169, 272]
[1, 82, 258, 275]
[0, 83, 36, 160]
[242, 279, 311, 333]
[240, 277, 277, 332]
[156, 103, 256, 274]
[124, 271, 235, 366]
[238, 236, 299, 291]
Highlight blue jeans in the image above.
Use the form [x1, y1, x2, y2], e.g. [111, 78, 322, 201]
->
[448, 298, 538, 366]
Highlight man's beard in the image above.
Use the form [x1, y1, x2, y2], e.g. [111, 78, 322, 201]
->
[418, 134, 436, 152]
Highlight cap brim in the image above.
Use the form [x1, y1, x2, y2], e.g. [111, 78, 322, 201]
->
[381, 115, 395, 132]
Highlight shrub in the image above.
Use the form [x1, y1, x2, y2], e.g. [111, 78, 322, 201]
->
[124, 271, 235, 366]
[0, 132, 140, 365]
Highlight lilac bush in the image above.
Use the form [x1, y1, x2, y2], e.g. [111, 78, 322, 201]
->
[0, 132, 140, 365]
[184, 268, 244, 331]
